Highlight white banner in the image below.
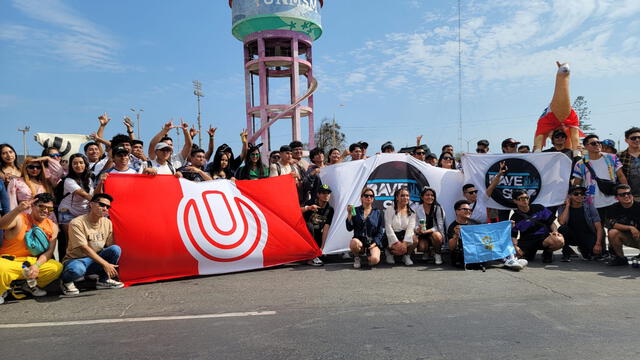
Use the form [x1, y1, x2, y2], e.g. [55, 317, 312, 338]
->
[319, 154, 464, 254]
[461, 153, 572, 210]
[34, 133, 90, 161]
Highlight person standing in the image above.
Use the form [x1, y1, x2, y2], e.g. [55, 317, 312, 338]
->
[618, 127, 640, 201]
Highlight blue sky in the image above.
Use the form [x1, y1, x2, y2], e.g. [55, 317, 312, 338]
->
[1, 0, 639, 156]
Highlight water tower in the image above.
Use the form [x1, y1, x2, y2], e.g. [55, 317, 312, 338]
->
[229, 0, 324, 151]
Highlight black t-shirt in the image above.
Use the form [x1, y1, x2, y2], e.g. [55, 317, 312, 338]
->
[608, 201, 640, 229]
[177, 166, 206, 182]
[446, 219, 480, 242]
[542, 147, 573, 159]
[567, 206, 589, 232]
[511, 204, 555, 239]
[303, 200, 334, 246]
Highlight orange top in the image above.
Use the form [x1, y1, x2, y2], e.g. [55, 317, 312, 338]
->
[0, 213, 55, 257]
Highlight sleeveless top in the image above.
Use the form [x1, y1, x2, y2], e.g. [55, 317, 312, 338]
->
[0, 213, 55, 257]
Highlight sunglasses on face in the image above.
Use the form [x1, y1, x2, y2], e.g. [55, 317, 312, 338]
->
[465, 190, 478, 195]
[250, 153, 260, 158]
[271, 155, 280, 160]
[415, 152, 426, 155]
[458, 208, 472, 212]
[571, 192, 585, 196]
[26, 165, 42, 170]
[362, 194, 374, 198]
[553, 134, 567, 139]
[95, 201, 111, 209]
[616, 191, 633, 198]
[587, 141, 601, 146]
[50, 153, 62, 158]
[443, 157, 454, 160]
[629, 136, 640, 141]
[38, 204, 54, 212]
[476, 148, 487, 153]
[517, 196, 529, 201]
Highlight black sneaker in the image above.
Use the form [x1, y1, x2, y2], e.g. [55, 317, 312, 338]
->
[542, 251, 553, 263]
[607, 256, 629, 266]
[560, 254, 571, 262]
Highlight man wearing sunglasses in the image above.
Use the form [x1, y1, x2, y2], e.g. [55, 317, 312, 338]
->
[542, 130, 573, 159]
[618, 127, 640, 201]
[60, 193, 123, 295]
[462, 161, 507, 224]
[573, 134, 628, 256]
[0, 193, 63, 304]
[511, 189, 564, 263]
[557, 185, 603, 261]
[606, 184, 640, 266]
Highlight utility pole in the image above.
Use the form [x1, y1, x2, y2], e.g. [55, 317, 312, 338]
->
[130, 108, 143, 139]
[17, 126, 30, 159]
[193, 80, 205, 148]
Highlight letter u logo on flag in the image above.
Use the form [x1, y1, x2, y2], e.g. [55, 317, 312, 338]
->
[460, 221, 515, 264]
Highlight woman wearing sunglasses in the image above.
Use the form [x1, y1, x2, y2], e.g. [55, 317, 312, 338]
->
[29, 146, 66, 188]
[235, 145, 269, 180]
[437, 152, 457, 170]
[346, 187, 384, 268]
[7, 158, 54, 220]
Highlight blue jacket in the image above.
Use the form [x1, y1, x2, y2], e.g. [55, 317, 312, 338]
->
[345, 206, 385, 247]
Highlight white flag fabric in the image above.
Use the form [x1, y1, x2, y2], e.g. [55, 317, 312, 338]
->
[461, 153, 572, 210]
[34, 133, 90, 161]
[319, 154, 464, 254]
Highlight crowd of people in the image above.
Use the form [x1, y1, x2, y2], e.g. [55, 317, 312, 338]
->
[1, 113, 639, 304]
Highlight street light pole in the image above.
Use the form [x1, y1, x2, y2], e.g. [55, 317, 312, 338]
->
[193, 80, 205, 148]
[17, 126, 30, 159]
[130, 108, 143, 139]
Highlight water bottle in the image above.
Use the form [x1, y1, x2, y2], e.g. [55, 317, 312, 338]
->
[419, 219, 426, 232]
[350, 205, 356, 216]
[22, 262, 37, 288]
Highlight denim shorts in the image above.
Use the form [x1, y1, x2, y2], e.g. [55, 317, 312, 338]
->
[57, 210, 75, 225]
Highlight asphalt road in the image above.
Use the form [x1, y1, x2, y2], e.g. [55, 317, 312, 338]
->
[1, 253, 640, 360]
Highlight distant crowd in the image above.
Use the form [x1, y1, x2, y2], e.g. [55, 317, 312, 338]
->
[1, 113, 639, 304]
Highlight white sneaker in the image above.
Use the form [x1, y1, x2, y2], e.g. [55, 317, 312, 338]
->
[517, 258, 528, 267]
[0, 291, 7, 305]
[96, 278, 124, 289]
[504, 258, 523, 271]
[402, 255, 414, 266]
[307, 257, 324, 266]
[385, 249, 395, 264]
[353, 256, 361, 269]
[21, 282, 46, 297]
[60, 281, 80, 296]
[434, 253, 443, 265]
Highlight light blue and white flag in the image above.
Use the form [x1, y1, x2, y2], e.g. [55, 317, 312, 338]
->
[460, 221, 515, 264]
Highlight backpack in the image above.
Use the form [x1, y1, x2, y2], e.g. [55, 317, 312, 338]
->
[53, 180, 70, 205]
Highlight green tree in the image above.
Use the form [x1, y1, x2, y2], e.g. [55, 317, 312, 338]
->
[314, 117, 346, 151]
[573, 95, 595, 132]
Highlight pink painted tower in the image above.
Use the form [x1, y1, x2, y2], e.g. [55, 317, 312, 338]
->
[229, 0, 324, 151]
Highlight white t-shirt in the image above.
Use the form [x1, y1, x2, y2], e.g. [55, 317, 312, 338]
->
[585, 157, 618, 208]
[170, 153, 186, 168]
[139, 160, 175, 175]
[469, 193, 490, 224]
[106, 167, 138, 174]
[58, 178, 94, 217]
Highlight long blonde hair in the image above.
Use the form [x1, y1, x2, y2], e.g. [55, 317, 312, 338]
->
[20, 157, 52, 196]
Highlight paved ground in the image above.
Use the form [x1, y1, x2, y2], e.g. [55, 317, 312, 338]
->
[1, 252, 640, 359]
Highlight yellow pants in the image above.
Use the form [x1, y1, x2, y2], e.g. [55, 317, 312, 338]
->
[0, 256, 63, 294]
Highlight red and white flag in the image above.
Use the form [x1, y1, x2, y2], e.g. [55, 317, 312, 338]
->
[104, 174, 320, 285]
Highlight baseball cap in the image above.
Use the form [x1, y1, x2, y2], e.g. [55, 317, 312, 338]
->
[552, 130, 567, 138]
[568, 184, 587, 194]
[318, 184, 332, 193]
[112, 145, 129, 155]
[601, 139, 616, 150]
[501, 138, 521, 148]
[154, 142, 171, 151]
[477, 139, 489, 146]
[381, 141, 394, 152]
[425, 152, 437, 160]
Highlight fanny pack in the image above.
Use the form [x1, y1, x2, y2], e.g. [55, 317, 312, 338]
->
[25, 225, 49, 256]
[584, 161, 617, 196]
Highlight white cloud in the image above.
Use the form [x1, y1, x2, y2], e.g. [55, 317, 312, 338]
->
[319, 0, 640, 99]
[1, 0, 122, 71]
